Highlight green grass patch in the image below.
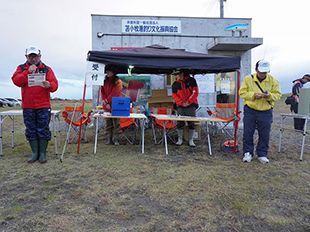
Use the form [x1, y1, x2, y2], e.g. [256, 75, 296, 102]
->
[0, 99, 309, 231]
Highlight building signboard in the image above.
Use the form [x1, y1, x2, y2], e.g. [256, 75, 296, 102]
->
[122, 19, 181, 34]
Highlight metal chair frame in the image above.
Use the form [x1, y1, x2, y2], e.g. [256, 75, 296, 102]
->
[207, 103, 240, 139]
[62, 106, 92, 143]
[151, 107, 177, 145]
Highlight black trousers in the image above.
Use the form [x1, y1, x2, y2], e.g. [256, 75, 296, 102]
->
[176, 105, 196, 130]
[243, 105, 273, 158]
[292, 103, 305, 130]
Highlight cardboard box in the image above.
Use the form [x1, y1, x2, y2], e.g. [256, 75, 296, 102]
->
[148, 97, 174, 104]
[148, 89, 174, 110]
[183, 123, 201, 141]
[149, 102, 174, 110]
[151, 89, 168, 98]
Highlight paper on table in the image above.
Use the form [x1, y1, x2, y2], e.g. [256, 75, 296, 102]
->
[28, 73, 46, 87]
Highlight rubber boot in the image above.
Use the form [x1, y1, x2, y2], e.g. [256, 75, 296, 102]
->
[188, 129, 196, 147]
[175, 129, 183, 146]
[105, 137, 113, 145]
[27, 140, 39, 163]
[114, 139, 120, 146]
[38, 139, 48, 164]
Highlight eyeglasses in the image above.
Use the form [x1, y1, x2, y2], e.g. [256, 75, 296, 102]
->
[28, 55, 39, 59]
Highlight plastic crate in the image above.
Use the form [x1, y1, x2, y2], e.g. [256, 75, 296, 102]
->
[111, 97, 130, 116]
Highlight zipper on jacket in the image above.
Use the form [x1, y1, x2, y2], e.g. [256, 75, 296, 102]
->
[181, 81, 187, 103]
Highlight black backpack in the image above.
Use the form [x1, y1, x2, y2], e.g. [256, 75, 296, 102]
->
[285, 95, 295, 105]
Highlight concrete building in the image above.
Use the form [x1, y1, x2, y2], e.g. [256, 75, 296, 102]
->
[91, 14, 262, 116]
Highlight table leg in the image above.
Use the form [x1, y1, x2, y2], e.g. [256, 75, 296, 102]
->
[94, 117, 99, 154]
[141, 119, 145, 154]
[207, 122, 212, 156]
[57, 115, 61, 148]
[278, 116, 284, 153]
[300, 118, 308, 161]
[0, 115, 2, 157]
[52, 113, 58, 155]
[11, 116, 15, 149]
[163, 121, 168, 155]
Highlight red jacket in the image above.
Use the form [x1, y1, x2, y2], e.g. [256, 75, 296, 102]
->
[11, 62, 58, 109]
[101, 76, 122, 111]
[172, 75, 199, 108]
[292, 79, 302, 103]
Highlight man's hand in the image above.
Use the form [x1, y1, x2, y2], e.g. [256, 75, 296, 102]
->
[103, 99, 110, 109]
[262, 92, 270, 98]
[254, 93, 263, 99]
[254, 92, 270, 99]
[42, 81, 50, 89]
[28, 64, 37, 73]
[182, 102, 189, 107]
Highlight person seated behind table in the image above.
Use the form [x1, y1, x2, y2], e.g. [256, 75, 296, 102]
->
[171, 68, 199, 147]
[101, 65, 122, 145]
[291, 74, 310, 130]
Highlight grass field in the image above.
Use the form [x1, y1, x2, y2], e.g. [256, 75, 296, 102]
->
[0, 97, 309, 232]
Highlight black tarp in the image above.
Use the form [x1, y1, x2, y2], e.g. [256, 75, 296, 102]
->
[87, 44, 240, 74]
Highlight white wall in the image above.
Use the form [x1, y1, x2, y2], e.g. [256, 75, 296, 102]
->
[91, 15, 256, 117]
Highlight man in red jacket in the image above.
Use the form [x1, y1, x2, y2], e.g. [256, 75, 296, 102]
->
[12, 46, 58, 164]
[172, 69, 199, 147]
[101, 65, 123, 145]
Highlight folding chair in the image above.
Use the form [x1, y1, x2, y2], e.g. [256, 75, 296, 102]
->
[207, 103, 241, 138]
[120, 108, 139, 144]
[62, 106, 93, 143]
[151, 107, 177, 144]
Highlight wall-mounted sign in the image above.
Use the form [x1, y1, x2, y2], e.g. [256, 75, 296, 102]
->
[118, 75, 151, 103]
[122, 19, 181, 34]
[194, 74, 215, 93]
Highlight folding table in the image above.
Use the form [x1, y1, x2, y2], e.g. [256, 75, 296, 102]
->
[0, 110, 61, 156]
[92, 112, 147, 154]
[278, 113, 310, 161]
[151, 114, 226, 156]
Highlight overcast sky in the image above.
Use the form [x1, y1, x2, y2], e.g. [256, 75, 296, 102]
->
[0, 0, 309, 99]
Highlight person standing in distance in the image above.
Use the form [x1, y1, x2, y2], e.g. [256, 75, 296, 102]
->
[171, 69, 199, 147]
[239, 60, 281, 163]
[290, 74, 310, 130]
[101, 65, 123, 146]
[12, 46, 58, 164]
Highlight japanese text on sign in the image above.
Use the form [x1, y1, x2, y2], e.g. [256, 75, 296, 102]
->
[122, 19, 181, 34]
[28, 73, 46, 87]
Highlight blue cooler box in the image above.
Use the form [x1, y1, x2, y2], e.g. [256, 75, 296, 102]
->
[111, 97, 130, 116]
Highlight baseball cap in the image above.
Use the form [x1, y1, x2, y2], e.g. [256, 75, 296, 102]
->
[171, 68, 182, 75]
[303, 74, 310, 81]
[256, 60, 270, 73]
[25, 46, 41, 55]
